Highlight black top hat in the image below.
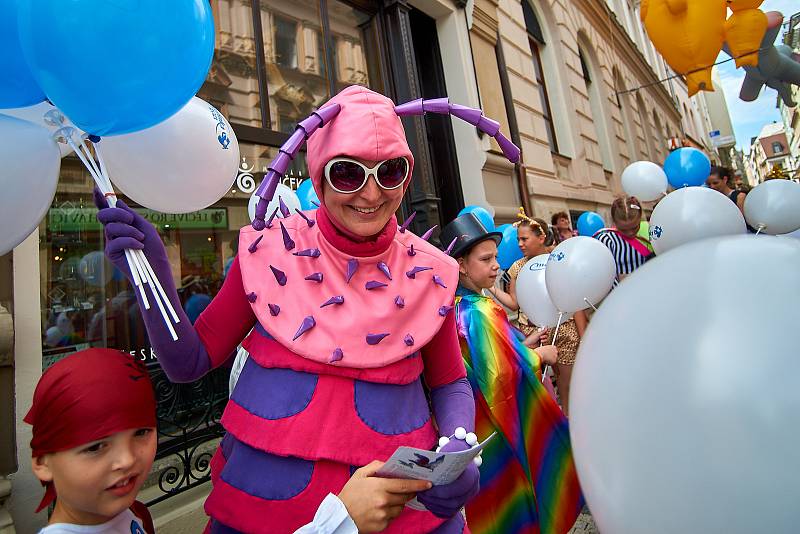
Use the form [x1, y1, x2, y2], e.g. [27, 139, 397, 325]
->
[441, 212, 503, 259]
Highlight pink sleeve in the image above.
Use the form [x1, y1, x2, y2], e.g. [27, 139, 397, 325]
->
[194, 256, 257, 368]
[422, 311, 467, 388]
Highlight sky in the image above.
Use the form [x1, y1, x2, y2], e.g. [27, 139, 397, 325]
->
[714, 0, 797, 153]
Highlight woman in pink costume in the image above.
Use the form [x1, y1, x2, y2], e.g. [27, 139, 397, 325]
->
[95, 85, 521, 533]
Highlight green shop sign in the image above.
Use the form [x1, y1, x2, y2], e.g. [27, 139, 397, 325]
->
[49, 207, 228, 232]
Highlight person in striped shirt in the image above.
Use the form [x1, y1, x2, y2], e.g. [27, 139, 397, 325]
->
[594, 196, 653, 282]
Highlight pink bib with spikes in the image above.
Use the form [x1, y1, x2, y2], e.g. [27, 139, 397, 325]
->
[238, 211, 458, 369]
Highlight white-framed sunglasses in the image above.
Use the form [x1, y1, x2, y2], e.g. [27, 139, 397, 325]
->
[323, 156, 410, 194]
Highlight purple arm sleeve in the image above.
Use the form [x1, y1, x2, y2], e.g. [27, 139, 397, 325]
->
[94, 189, 211, 382]
[429, 377, 475, 437]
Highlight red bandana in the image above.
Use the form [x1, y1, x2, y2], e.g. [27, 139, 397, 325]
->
[24, 348, 157, 512]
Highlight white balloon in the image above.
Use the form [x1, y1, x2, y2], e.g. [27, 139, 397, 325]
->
[648, 186, 746, 255]
[99, 97, 240, 213]
[570, 235, 800, 534]
[544, 236, 616, 313]
[248, 184, 302, 223]
[515, 254, 573, 327]
[743, 179, 800, 235]
[0, 115, 60, 255]
[621, 161, 668, 201]
[78, 251, 114, 287]
[0, 102, 80, 158]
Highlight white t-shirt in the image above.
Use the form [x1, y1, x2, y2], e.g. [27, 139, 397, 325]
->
[39, 509, 145, 534]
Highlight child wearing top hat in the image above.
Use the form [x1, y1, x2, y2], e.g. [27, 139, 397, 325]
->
[441, 213, 584, 534]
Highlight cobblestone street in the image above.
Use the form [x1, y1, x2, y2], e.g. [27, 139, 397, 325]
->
[568, 507, 599, 533]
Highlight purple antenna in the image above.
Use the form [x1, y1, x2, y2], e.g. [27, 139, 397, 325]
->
[305, 272, 324, 283]
[365, 280, 388, 290]
[366, 333, 390, 345]
[408, 244, 416, 257]
[252, 104, 342, 229]
[404, 334, 414, 346]
[345, 259, 359, 283]
[330, 348, 344, 363]
[270, 265, 287, 286]
[438, 305, 453, 316]
[293, 248, 321, 258]
[293, 316, 316, 340]
[321, 295, 345, 308]
[433, 275, 447, 288]
[310, 200, 320, 208]
[247, 292, 258, 303]
[265, 207, 280, 229]
[394, 295, 405, 308]
[268, 303, 281, 316]
[406, 266, 432, 279]
[393, 98, 521, 164]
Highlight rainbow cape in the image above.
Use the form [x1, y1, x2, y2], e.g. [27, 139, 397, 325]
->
[456, 291, 584, 534]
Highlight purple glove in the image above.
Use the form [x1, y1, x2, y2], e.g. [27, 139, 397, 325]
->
[417, 437, 480, 518]
[418, 378, 480, 518]
[93, 189, 211, 382]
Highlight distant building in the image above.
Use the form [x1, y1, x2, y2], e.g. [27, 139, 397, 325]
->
[748, 123, 797, 182]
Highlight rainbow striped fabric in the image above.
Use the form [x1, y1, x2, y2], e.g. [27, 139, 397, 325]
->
[456, 291, 584, 534]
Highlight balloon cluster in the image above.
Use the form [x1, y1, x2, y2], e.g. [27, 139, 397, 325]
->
[0, 0, 238, 256]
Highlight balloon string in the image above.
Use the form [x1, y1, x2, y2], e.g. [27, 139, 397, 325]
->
[541, 312, 564, 384]
[583, 298, 598, 311]
[755, 225, 764, 236]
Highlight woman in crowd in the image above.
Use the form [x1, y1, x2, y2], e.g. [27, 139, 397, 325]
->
[594, 196, 653, 282]
[489, 209, 587, 415]
[550, 211, 575, 245]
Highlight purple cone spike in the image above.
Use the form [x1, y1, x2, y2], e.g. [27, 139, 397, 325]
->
[444, 237, 458, 255]
[449, 103, 483, 126]
[270, 265, 287, 286]
[477, 116, 501, 137]
[423, 98, 450, 114]
[247, 292, 258, 303]
[330, 348, 344, 363]
[321, 295, 345, 308]
[495, 132, 521, 163]
[421, 225, 438, 241]
[408, 244, 416, 257]
[293, 248, 321, 258]
[394, 296, 405, 308]
[268, 303, 281, 316]
[293, 316, 316, 340]
[365, 280, 388, 290]
[305, 272, 324, 283]
[278, 197, 291, 217]
[394, 98, 423, 116]
[404, 334, 415, 347]
[406, 266, 432, 279]
[248, 235, 264, 253]
[366, 333, 390, 345]
[310, 200, 320, 208]
[377, 262, 392, 280]
[265, 206, 280, 229]
[280, 222, 295, 251]
[438, 305, 454, 316]
[295, 209, 315, 227]
[346, 259, 359, 283]
[433, 275, 447, 288]
[399, 211, 417, 233]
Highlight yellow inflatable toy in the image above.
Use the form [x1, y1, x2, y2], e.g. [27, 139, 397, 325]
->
[640, 0, 727, 96]
[725, 0, 768, 68]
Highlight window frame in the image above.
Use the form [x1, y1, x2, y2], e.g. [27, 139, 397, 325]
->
[528, 37, 559, 154]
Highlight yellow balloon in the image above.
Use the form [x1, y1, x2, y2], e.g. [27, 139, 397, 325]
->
[725, 1, 768, 68]
[641, 0, 727, 96]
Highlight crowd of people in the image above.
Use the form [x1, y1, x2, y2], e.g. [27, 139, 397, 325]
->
[23, 86, 752, 534]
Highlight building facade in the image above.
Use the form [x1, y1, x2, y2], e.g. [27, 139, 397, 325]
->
[748, 123, 797, 183]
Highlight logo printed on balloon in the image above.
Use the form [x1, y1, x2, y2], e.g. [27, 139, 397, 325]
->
[549, 251, 566, 262]
[649, 225, 663, 240]
[209, 106, 231, 149]
[527, 260, 548, 271]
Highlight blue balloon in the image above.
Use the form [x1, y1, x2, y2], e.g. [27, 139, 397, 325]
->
[297, 179, 320, 210]
[663, 147, 711, 189]
[497, 224, 524, 270]
[0, 0, 45, 107]
[577, 211, 605, 237]
[17, 0, 215, 136]
[459, 205, 495, 231]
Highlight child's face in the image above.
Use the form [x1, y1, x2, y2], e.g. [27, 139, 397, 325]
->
[459, 239, 500, 290]
[33, 427, 157, 524]
[517, 225, 545, 258]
